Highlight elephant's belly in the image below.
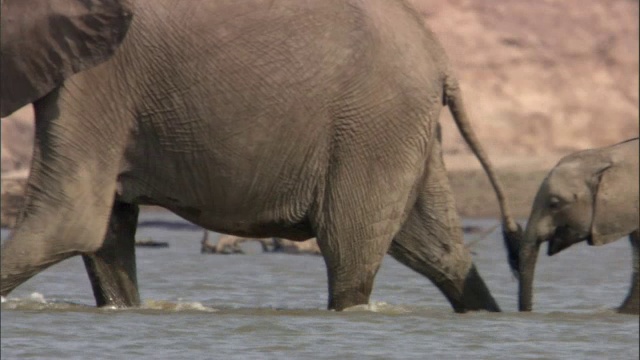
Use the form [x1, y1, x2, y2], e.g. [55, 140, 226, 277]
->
[117, 178, 316, 240]
[169, 207, 315, 241]
[115, 148, 320, 240]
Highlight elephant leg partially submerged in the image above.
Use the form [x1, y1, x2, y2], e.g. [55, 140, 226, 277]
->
[0, 87, 128, 301]
[388, 141, 500, 313]
[619, 231, 639, 314]
[82, 201, 140, 307]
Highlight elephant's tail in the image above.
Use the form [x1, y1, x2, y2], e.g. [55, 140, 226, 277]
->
[443, 73, 523, 275]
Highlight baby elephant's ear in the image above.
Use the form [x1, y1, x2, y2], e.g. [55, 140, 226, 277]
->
[1, 0, 133, 117]
[590, 164, 639, 246]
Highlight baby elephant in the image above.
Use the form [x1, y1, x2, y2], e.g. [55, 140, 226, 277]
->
[509, 138, 638, 314]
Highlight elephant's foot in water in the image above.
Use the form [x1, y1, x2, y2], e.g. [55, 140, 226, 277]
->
[328, 273, 375, 311]
[618, 290, 639, 315]
[326, 265, 377, 311]
[315, 211, 390, 310]
[452, 265, 500, 313]
[388, 234, 500, 313]
[330, 291, 371, 311]
[82, 201, 141, 307]
[618, 231, 639, 315]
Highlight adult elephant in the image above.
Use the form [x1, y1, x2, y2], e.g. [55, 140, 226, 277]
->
[507, 138, 639, 314]
[1, 0, 522, 312]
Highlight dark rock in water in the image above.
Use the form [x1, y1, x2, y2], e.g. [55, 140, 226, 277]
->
[135, 239, 169, 248]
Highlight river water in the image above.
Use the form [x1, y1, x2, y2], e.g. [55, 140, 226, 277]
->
[1, 211, 638, 359]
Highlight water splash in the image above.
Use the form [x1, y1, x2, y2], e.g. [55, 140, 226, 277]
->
[29, 292, 46, 303]
[343, 301, 410, 314]
[142, 299, 218, 312]
[0, 292, 79, 311]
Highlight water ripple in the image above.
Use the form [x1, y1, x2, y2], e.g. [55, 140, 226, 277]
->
[2, 215, 638, 360]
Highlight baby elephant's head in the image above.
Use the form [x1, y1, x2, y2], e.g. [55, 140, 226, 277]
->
[516, 140, 639, 312]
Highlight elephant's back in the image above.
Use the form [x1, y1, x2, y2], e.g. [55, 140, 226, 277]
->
[106, 0, 449, 157]
[118, 0, 447, 103]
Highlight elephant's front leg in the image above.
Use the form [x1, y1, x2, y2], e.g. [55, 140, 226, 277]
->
[618, 230, 639, 314]
[388, 141, 500, 313]
[1, 88, 128, 300]
[82, 200, 140, 307]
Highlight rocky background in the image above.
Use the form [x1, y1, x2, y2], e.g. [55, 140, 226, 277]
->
[2, 0, 638, 225]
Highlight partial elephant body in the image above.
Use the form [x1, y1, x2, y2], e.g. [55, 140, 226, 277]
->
[515, 138, 639, 314]
[44, 0, 447, 241]
[1, 0, 518, 312]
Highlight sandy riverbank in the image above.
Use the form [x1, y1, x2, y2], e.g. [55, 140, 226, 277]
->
[444, 153, 561, 220]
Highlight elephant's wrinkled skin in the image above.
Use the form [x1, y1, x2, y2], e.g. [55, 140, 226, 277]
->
[508, 138, 639, 314]
[1, 0, 521, 312]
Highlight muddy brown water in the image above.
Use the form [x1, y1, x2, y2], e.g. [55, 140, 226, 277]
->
[1, 211, 638, 359]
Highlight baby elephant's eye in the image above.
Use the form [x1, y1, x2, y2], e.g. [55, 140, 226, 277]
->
[548, 196, 562, 210]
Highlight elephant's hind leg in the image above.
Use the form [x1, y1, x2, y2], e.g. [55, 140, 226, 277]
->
[618, 230, 639, 314]
[315, 225, 391, 311]
[388, 141, 500, 313]
[313, 155, 415, 310]
[314, 195, 399, 310]
[82, 201, 140, 307]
